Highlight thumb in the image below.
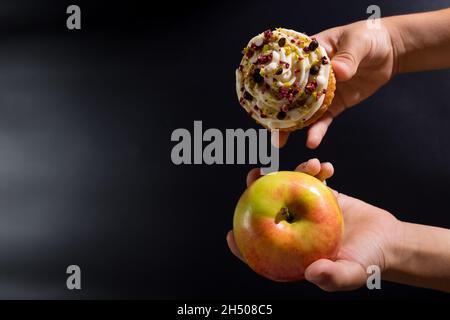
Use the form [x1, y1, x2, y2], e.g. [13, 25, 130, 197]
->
[305, 259, 367, 291]
[331, 32, 370, 81]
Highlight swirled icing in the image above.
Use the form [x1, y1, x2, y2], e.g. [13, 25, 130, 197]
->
[236, 28, 331, 129]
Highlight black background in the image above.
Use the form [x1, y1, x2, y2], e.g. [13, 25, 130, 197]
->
[0, 0, 449, 299]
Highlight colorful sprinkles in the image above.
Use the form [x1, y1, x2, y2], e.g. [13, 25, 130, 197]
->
[236, 28, 331, 128]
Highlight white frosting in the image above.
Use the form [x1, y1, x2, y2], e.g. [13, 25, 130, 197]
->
[236, 28, 331, 130]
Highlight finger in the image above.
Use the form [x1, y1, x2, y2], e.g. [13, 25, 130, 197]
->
[295, 158, 321, 176]
[331, 32, 371, 81]
[226, 231, 245, 263]
[271, 131, 289, 148]
[306, 90, 348, 149]
[304, 259, 367, 292]
[312, 27, 342, 57]
[246, 168, 262, 187]
[315, 162, 334, 181]
[306, 111, 333, 149]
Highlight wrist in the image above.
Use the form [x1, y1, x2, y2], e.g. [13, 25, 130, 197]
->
[382, 220, 418, 282]
[382, 17, 403, 77]
[381, 9, 450, 74]
[383, 219, 411, 275]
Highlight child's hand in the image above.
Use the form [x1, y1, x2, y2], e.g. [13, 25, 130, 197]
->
[273, 20, 396, 149]
[275, 8, 450, 149]
[227, 159, 401, 291]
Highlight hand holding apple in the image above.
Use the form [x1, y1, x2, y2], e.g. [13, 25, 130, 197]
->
[232, 162, 343, 282]
[228, 159, 402, 291]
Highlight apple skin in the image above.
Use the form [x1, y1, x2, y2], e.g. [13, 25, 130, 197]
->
[233, 171, 344, 282]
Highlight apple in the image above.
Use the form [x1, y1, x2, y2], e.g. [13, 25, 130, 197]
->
[233, 171, 344, 281]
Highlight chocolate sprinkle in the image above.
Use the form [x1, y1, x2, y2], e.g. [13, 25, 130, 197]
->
[243, 91, 253, 101]
[310, 64, 320, 75]
[252, 68, 264, 83]
[277, 111, 286, 120]
[308, 39, 319, 51]
[278, 37, 286, 47]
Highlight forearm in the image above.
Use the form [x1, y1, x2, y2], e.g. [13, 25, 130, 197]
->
[385, 8, 450, 74]
[384, 221, 450, 292]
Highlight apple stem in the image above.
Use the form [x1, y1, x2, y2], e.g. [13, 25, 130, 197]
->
[279, 207, 294, 223]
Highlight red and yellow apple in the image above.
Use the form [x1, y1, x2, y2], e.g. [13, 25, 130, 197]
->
[233, 171, 344, 281]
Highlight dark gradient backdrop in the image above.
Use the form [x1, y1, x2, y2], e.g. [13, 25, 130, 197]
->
[0, 0, 449, 299]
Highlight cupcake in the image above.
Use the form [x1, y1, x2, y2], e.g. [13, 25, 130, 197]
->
[236, 28, 335, 131]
